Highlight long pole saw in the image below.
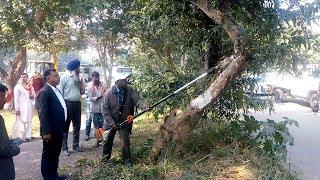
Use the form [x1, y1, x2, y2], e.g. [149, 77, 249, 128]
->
[120, 67, 216, 127]
[101, 67, 216, 141]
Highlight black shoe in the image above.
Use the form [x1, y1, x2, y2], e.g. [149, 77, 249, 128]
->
[62, 150, 70, 156]
[25, 139, 31, 142]
[56, 175, 67, 180]
[73, 146, 84, 152]
[84, 135, 90, 141]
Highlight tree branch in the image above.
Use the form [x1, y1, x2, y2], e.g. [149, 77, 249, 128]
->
[0, 66, 8, 80]
[194, 0, 246, 54]
[150, 0, 250, 163]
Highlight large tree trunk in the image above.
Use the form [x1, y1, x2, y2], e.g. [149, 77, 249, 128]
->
[3, 8, 46, 88]
[3, 47, 27, 109]
[5, 47, 27, 89]
[150, 0, 249, 163]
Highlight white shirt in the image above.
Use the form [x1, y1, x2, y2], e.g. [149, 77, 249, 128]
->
[48, 83, 67, 121]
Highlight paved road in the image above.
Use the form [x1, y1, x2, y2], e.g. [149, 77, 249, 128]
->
[13, 118, 94, 180]
[252, 103, 320, 180]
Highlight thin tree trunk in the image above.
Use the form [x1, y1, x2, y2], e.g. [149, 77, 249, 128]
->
[106, 64, 113, 87]
[150, 0, 249, 163]
[0, 66, 7, 80]
[106, 51, 115, 88]
[100, 60, 109, 87]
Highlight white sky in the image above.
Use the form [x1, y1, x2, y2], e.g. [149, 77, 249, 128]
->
[79, 46, 99, 62]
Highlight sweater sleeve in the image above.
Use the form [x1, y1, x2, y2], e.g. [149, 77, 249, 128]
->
[101, 90, 115, 129]
[35, 90, 51, 136]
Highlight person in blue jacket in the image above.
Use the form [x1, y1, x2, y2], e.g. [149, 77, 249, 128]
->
[0, 83, 20, 180]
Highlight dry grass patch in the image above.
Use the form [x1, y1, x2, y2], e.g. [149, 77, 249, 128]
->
[0, 109, 40, 137]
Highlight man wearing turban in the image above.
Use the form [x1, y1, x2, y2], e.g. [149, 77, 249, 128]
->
[58, 59, 85, 156]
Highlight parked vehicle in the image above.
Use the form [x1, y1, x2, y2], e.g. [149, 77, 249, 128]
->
[26, 60, 54, 75]
[262, 71, 319, 112]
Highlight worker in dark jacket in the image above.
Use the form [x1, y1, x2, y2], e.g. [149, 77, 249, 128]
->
[0, 83, 20, 180]
[101, 76, 148, 166]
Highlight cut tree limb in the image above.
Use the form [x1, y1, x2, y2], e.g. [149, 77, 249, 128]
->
[150, 0, 249, 163]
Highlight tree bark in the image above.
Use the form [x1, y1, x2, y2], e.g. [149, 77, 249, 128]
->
[3, 8, 46, 87]
[106, 60, 113, 88]
[100, 58, 109, 87]
[0, 66, 7, 80]
[5, 47, 27, 89]
[106, 44, 115, 88]
[150, 0, 249, 163]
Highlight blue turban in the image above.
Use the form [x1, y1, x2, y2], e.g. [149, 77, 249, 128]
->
[67, 59, 80, 71]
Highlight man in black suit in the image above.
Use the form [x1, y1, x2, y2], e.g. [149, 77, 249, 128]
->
[35, 69, 67, 180]
[0, 83, 20, 180]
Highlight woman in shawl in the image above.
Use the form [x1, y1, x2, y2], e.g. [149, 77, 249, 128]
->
[12, 73, 35, 142]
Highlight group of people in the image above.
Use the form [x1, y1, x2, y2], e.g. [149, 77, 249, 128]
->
[0, 59, 149, 180]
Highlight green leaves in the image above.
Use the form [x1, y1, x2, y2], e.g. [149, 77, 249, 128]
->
[0, 0, 74, 49]
[255, 117, 298, 159]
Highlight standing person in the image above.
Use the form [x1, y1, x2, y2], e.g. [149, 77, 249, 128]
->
[87, 72, 106, 147]
[35, 69, 67, 180]
[58, 59, 85, 156]
[101, 76, 149, 166]
[31, 71, 45, 95]
[12, 73, 35, 142]
[0, 83, 20, 180]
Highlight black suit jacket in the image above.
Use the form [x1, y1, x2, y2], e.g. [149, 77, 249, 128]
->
[0, 115, 20, 180]
[35, 84, 65, 137]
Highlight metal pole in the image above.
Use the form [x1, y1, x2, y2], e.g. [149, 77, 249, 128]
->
[130, 67, 215, 120]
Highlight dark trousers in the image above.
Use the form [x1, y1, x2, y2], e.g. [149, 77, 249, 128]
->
[41, 135, 62, 179]
[102, 127, 131, 161]
[91, 113, 103, 129]
[85, 111, 92, 136]
[85, 113, 103, 136]
[62, 100, 81, 150]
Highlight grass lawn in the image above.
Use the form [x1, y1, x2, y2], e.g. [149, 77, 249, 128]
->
[0, 109, 41, 138]
[58, 114, 298, 180]
[0, 108, 298, 179]
[0, 109, 86, 138]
